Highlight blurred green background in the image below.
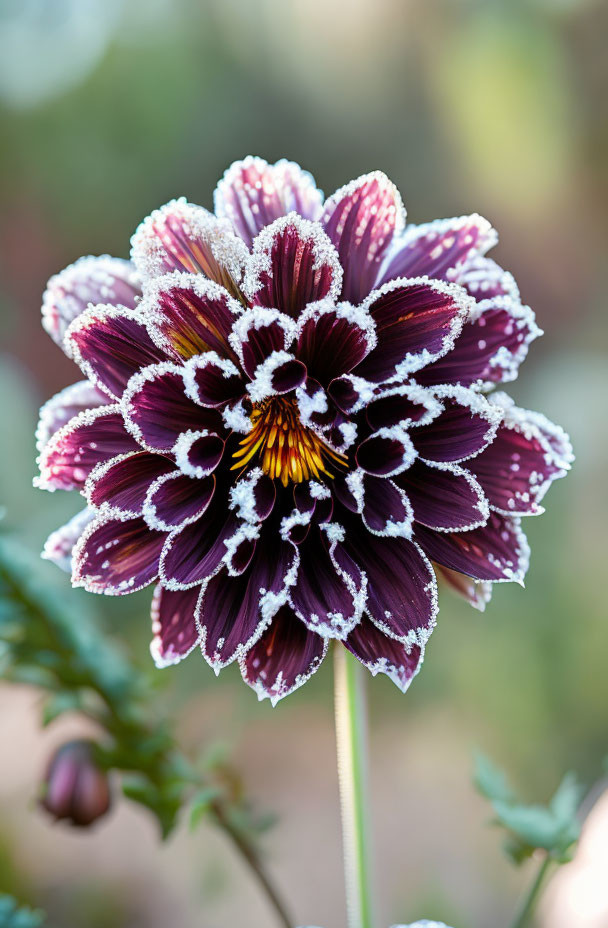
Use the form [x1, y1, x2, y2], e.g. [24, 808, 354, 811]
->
[0, 0, 606, 926]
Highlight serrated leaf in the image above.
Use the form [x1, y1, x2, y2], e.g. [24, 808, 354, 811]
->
[549, 772, 584, 822]
[492, 799, 580, 856]
[474, 751, 517, 803]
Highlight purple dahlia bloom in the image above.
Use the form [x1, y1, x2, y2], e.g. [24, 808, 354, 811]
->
[36, 156, 572, 704]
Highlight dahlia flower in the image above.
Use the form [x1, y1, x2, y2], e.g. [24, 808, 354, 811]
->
[36, 156, 572, 704]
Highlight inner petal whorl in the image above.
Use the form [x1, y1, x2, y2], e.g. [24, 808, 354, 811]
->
[231, 395, 346, 486]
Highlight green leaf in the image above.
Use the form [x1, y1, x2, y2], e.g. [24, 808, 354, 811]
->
[122, 775, 182, 840]
[549, 772, 585, 822]
[475, 753, 584, 865]
[493, 800, 565, 850]
[474, 751, 517, 803]
[189, 786, 223, 831]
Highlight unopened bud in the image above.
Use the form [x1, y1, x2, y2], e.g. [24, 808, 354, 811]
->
[40, 739, 111, 827]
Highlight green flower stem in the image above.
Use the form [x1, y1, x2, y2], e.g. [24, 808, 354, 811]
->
[334, 645, 375, 928]
[511, 854, 553, 928]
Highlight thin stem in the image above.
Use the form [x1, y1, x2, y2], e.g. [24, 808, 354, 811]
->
[334, 645, 375, 928]
[510, 854, 552, 928]
[211, 799, 293, 928]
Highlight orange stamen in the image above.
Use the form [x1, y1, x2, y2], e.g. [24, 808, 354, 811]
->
[231, 396, 347, 485]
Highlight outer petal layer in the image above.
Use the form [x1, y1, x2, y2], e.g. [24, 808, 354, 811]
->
[469, 395, 573, 515]
[73, 516, 165, 594]
[65, 306, 167, 400]
[240, 606, 327, 704]
[36, 406, 138, 491]
[345, 617, 424, 693]
[36, 381, 110, 452]
[417, 297, 541, 389]
[130, 199, 248, 298]
[214, 156, 323, 247]
[244, 214, 342, 318]
[42, 507, 96, 572]
[416, 512, 529, 583]
[150, 585, 200, 667]
[378, 214, 497, 287]
[355, 278, 470, 383]
[42, 256, 140, 349]
[343, 524, 437, 645]
[322, 172, 405, 303]
[143, 272, 241, 363]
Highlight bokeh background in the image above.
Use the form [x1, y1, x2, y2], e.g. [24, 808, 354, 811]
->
[1, 0, 607, 925]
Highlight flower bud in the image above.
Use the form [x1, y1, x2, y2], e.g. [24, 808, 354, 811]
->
[40, 739, 111, 827]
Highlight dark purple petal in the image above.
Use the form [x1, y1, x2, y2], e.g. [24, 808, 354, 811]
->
[342, 525, 437, 644]
[214, 157, 323, 247]
[174, 430, 225, 477]
[296, 301, 376, 384]
[123, 362, 222, 452]
[468, 396, 573, 515]
[322, 172, 405, 303]
[144, 472, 215, 531]
[344, 619, 424, 693]
[360, 473, 413, 537]
[355, 278, 470, 383]
[365, 384, 441, 431]
[289, 528, 360, 639]
[244, 214, 342, 318]
[377, 214, 497, 288]
[36, 381, 110, 452]
[143, 273, 241, 363]
[229, 468, 276, 523]
[223, 526, 258, 575]
[196, 534, 297, 667]
[130, 199, 248, 298]
[328, 374, 376, 416]
[411, 388, 501, 464]
[396, 460, 489, 531]
[42, 508, 96, 573]
[415, 512, 530, 583]
[417, 297, 541, 388]
[294, 378, 337, 432]
[37, 406, 138, 491]
[229, 307, 296, 379]
[86, 451, 175, 517]
[42, 256, 140, 348]
[150, 585, 200, 667]
[332, 475, 359, 513]
[247, 352, 307, 402]
[435, 564, 492, 613]
[356, 426, 416, 477]
[182, 353, 243, 407]
[65, 306, 168, 400]
[73, 516, 165, 594]
[159, 498, 240, 589]
[240, 606, 327, 705]
[455, 255, 520, 301]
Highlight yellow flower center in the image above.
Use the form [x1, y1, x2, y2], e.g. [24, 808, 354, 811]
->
[231, 395, 347, 486]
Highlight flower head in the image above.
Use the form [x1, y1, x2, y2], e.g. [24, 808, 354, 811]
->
[36, 156, 572, 704]
[40, 739, 111, 827]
